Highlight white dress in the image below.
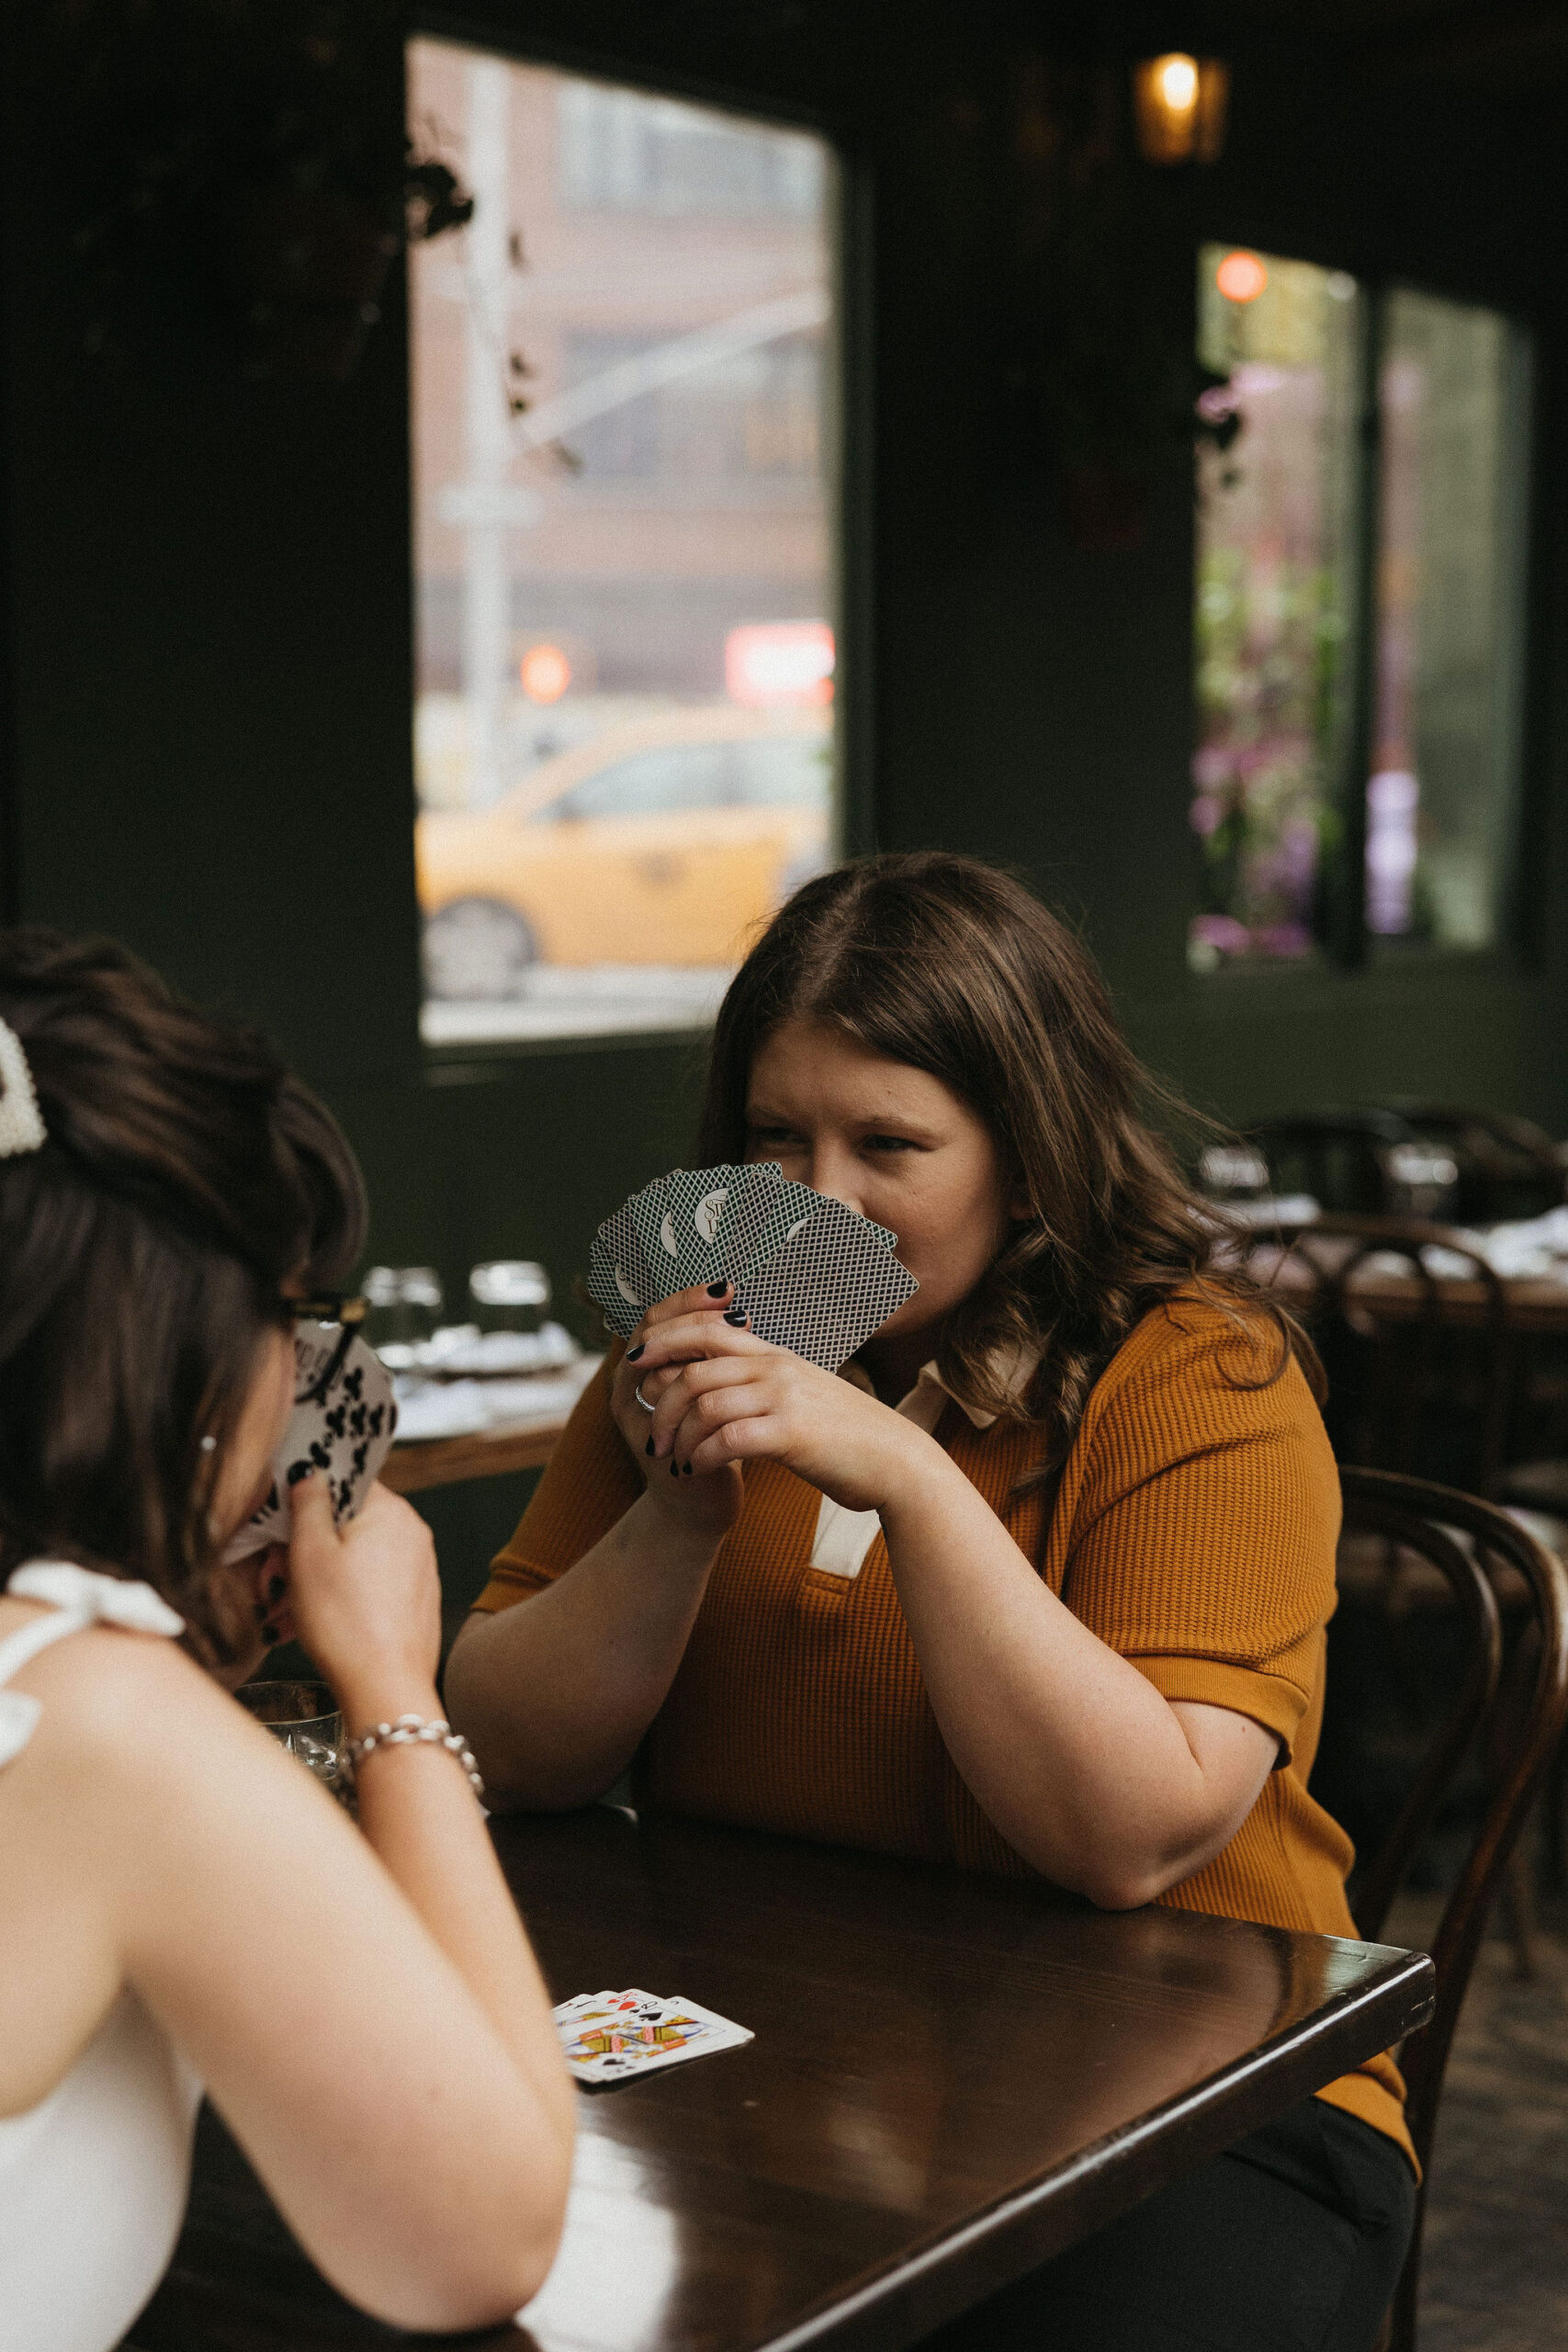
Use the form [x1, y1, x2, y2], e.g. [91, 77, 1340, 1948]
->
[0, 1563, 204, 2352]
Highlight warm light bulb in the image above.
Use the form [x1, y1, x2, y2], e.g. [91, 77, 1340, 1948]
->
[1133, 53, 1232, 163]
[1133, 53, 1229, 164]
[1158, 54, 1199, 112]
[1215, 250, 1269, 304]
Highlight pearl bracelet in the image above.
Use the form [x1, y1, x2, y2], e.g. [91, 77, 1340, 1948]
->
[345, 1713, 485, 1801]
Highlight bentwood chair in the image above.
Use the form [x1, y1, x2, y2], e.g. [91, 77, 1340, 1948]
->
[1249, 1109, 1416, 1217]
[1382, 1104, 1565, 1227]
[1335, 1470, 1568, 2352]
[1262, 1216, 1515, 1497]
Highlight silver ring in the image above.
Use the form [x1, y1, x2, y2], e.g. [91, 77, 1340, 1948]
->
[634, 1379, 657, 1413]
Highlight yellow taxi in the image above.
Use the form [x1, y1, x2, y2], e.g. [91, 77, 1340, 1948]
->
[417, 703, 832, 999]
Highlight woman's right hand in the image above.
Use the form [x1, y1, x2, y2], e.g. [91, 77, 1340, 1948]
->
[610, 1280, 746, 1544]
[284, 1475, 443, 1722]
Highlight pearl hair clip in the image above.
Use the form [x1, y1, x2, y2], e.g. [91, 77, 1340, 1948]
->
[0, 1018, 46, 1159]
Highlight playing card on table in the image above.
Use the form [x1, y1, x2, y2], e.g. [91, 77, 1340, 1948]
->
[554, 1988, 752, 2086]
[220, 1322, 398, 1564]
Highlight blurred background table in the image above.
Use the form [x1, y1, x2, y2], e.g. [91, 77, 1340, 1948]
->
[382, 1353, 604, 1497]
[382, 1416, 573, 1495]
[125, 1808, 1432, 2352]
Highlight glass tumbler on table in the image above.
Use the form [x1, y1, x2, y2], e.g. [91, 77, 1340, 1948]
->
[469, 1260, 550, 1335]
[465, 1260, 579, 1374]
[362, 1266, 444, 1370]
[1383, 1142, 1461, 1225]
[236, 1679, 348, 1797]
[1198, 1144, 1271, 1209]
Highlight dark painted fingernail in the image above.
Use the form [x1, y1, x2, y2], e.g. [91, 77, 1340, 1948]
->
[682, 1461, 694, 1476]
[724, 1308, 748, 1326]
[645, 1437, 655, 1456]
[626, 1343, 645, 1362]
[706, 1280, 729, 1298]
[670, 1460, 680, 1477]
[266, 1574, 286, 1603]
[253, 1600, 270, 1625]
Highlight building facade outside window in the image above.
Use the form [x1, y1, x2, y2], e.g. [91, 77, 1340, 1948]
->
[408, 40, 839, 1044]
[1191, 244, 1529, 973]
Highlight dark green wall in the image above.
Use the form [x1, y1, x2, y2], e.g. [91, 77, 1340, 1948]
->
[3, 0, 1566, 1363]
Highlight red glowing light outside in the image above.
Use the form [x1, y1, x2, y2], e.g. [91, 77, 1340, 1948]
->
[1215, 251, 1268, 304]
[520, 644, 571, 703]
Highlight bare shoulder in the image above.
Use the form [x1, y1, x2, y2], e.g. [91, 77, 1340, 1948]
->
[0, 1606, 262, 1805]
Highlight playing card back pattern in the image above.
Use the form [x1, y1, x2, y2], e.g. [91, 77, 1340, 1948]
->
[587, 1163, 917, 1373]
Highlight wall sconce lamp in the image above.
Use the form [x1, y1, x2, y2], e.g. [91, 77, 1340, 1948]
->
[1132, 53, 1229, 164]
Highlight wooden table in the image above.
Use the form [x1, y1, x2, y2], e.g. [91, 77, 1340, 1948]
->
[380, 1359, 608, 1496]
[1252, 1224, 1568, 1338]
[127, 1809, 1433, 2352]
[381, 1416, 569, 1495]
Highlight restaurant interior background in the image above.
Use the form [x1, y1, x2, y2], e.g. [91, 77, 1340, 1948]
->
[2, 0, 1565, 1593]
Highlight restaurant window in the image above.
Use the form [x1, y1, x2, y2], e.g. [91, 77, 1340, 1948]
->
[408, 40, 839, 1045]
[1190, 246, 1529, 973]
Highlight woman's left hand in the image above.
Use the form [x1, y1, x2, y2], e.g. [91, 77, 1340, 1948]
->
[632, 1312, 932, 1514]
[203, 1544, 295, 1689]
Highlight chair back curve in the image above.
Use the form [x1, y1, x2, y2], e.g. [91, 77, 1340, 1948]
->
[1267, 1216, 1514, 1493]
[1337, 1467, 1568, 2352]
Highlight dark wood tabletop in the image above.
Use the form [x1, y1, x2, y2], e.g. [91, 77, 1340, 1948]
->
[126, 1808, 1433, 2352]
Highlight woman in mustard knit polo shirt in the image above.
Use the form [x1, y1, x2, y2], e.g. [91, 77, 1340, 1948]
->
[447, 852, 1416, 2352]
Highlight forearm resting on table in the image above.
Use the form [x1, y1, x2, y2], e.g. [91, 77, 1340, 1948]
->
[880, 1462, 1279, 1911]
[348, 1720, 576, 2146]
[444, 1498, 720, 1810]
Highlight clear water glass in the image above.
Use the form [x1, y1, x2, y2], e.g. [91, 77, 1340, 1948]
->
[1383, 1142, 1460, 1224]
[236, 1679, 348, 1797]
[1198, 1144, 1271, 1206]
[362, 1266, 444, 1369]
[469, 1260, 550, 1335]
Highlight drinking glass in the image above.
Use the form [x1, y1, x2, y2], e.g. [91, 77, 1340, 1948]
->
[469, 1260, 550, 1335]
[236, 1679, 347, 1796]
[362, 1266, 444, 1369]
[1198, 1144, 1271, 1207]
[1383, 1142, 1461, 1224]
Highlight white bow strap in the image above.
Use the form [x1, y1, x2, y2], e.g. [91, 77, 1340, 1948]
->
[0, 1016, 46, 1159]
[0, 1688, 42, 1768]
[7, 1562, 186, 1637]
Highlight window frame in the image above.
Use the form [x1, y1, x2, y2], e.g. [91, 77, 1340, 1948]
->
[407, 28, 867, 1069]
[1191, 249, 1536, 982]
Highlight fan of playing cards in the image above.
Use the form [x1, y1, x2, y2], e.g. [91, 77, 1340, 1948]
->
[587, 1163, 918, 1374]
[554, 1988, 752, 2087]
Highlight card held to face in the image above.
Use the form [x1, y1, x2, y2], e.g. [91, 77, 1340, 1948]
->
[553, 1988, 753, 2086]
[586, 1161, 918, 1371]
[221, 1322, 399, 1565]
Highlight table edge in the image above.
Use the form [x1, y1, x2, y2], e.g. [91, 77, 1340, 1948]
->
[751, 1945, 1435, 2352]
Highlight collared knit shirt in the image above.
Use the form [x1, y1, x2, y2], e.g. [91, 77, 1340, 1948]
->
[474, 1292, 1412, 2166]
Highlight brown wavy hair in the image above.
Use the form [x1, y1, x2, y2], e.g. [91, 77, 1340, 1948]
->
[699, 853, 1319, 1491]
[0, 930, 367, 1665]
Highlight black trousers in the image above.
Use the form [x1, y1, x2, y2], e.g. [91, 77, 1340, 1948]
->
[920, 2098, 1418, 2352]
